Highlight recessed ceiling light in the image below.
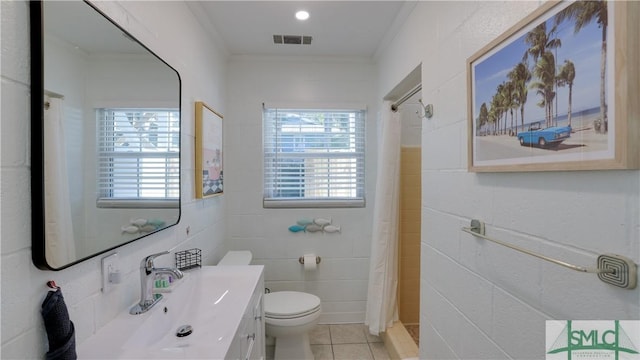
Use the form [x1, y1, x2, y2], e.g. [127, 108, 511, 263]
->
[295, 10, 309, 21]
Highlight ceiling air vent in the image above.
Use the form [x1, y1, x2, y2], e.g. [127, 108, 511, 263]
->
[273, 35, 312, 45]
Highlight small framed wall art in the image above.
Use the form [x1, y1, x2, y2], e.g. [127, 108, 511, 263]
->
[195, 101, 224, 198]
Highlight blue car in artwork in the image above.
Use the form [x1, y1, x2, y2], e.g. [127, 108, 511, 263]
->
[517, 122, 571, 148]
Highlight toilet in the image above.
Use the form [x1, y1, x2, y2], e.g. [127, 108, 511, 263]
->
[218, 251, 322, 360]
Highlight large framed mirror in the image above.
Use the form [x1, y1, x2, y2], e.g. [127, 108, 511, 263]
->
[30, 1, 181, 270]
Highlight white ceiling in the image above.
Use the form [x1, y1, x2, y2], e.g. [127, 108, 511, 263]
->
[191, 1, 412, 58]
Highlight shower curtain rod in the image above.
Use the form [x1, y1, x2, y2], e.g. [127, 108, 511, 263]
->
[391, 84, 421, 112]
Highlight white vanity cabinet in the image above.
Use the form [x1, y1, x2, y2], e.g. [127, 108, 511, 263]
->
[227, 270, 265, 360]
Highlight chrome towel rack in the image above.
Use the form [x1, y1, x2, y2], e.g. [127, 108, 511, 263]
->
[461, 219, 637, 289]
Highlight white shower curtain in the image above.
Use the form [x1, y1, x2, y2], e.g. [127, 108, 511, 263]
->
[365, 101, 401, 336]
[44, 97, 76, 267]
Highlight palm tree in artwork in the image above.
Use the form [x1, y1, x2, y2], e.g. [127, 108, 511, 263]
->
[523, 22, 562, 64]
[530, 51, 557, 128]
[488, 105, 498, 135]
[478, 102, 489, 135]
[489, 94, 502, 135]
[494, 83, 505, 134]
[523, 22, 561, 127]
[555, 0, 608, 133]
[502, 80, 516, 136]
[499, 83, 508, 135]
[509, 62, 532, 135]
[557, 60, 576, 127]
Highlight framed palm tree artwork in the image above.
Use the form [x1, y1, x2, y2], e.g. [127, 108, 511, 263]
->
[467, 0, 638, 172]
[195, 101, 224, 198]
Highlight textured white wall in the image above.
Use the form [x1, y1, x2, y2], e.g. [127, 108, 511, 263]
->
[400, 90, 423, 147]
[376, 2, 640, 359]
[225, 56, 379, 324]
[1, 1, 228, 357]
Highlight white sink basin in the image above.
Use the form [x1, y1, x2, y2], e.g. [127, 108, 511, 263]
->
[77, 265, 263, 359]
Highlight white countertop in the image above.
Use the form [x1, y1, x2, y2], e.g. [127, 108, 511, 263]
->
[77, 265, 264, 359]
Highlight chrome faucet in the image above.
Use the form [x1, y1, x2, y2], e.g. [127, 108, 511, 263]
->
[130, 251, 184, 315]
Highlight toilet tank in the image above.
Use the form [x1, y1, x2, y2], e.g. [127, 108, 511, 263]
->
[218, 251, 252, 265]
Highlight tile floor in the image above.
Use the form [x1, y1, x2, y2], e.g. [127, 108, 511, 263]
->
[266, 323, 391, 360]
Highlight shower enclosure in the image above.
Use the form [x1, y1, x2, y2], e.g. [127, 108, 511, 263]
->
[367, 84, 422, 358]
[398, 146, 421, 345]
[397, 90, 422, 347]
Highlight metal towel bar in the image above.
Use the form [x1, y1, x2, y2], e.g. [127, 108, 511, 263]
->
[461, 226, 612, 274]
[461, 220, 637, 289]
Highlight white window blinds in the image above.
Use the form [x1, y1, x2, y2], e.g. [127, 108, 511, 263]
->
[97, 108, 179, 208]
[263, 107, 365, 208]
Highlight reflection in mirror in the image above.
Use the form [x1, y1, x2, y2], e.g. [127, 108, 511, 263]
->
[31, 1, 181, 270]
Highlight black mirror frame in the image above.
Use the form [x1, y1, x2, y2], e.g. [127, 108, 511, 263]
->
[30, 0, 182, 270]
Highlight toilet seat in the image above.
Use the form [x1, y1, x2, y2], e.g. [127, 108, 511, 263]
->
[264, 291, 321, 319]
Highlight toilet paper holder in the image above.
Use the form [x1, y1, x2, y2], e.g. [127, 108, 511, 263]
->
[299, 255, 321, 265]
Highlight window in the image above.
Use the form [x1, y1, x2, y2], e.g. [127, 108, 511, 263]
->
[263, 107, 365, 208]
[97, 108, 179, 208]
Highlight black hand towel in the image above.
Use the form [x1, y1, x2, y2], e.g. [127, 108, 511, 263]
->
[41, 288, 77, 360]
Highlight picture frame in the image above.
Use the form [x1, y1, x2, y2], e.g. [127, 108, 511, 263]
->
[467, 1, 638, 172]
[195, 101, 224, 198]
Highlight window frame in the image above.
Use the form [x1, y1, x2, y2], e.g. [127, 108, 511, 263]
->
[263, 105, 366, 209]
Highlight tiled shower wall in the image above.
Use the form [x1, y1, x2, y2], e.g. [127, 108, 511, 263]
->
[399, 147, 421, 325]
